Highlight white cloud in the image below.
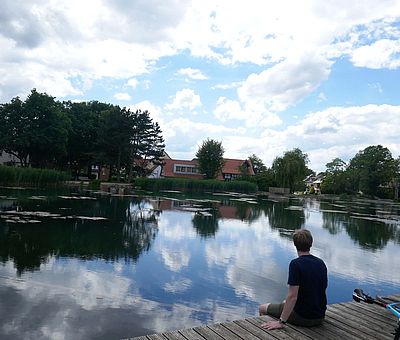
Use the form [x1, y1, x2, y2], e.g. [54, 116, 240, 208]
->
[351, 39, 400, 69]
[238, 53, 332, 112]
[127, 78, 139, 89]
[224, 104, 400, 171]
[114, 92, 131, 100]
[212, 82, 242, 90]
[165, 88, 202, 111]
[213, 97, 242, 122]
[160, 117, 246, 159]
[1, 0, 400, 170]
[177, 67, 207, 80]
[368, 82, 383, 94]
[1, 0, 400, 102]
[318, 92, 327, 102]
[213, 97, 282, 128]
[130, 100, 163, 123]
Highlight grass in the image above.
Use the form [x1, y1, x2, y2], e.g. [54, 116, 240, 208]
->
[134, 177, 257, 194]
[0, 165, 70, 187]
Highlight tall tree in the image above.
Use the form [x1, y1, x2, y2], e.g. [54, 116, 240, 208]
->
[95, 106, 133, 180]
[249, 154, 267, 174]
[130, 110, 165, 178]
[196, 138, 225, 179]
[348, 145, 397, 196]
[0, 89, 70, 167]
[95, 107, 165, 181]
[0, 97, 29, 166]
[272, 148, 311, 193]
[63, 100, 111, 177]
[321, 158, 347, 194]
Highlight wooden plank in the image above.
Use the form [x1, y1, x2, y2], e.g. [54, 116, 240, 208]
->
[344, 301, 397, 322]
[163, 330, 188, 340]
[148, 334, 168, 340]
[387, 294, 400, 301]
[221, 322, 263, 340]
[247, 317, 294, 340]
[325, 307, 392, 340]
[250, 317, 312, 340]
[339, 302, 397, 325]
[208, 323, 243, 340]
[178, 328, 206, 340]
[333, 303, 394, 327]
[284, 321, 339, 340]
[310, 320, 361, 340]
[234, 319, 279, 340]
[323, 317, 379, 340]
[330, 303, 393, 330]
[193, 325, 225, 340]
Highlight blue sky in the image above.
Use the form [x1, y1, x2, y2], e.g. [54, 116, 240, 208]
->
[1, 0, 399, 171]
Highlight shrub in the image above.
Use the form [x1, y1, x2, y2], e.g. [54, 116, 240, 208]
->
[0, 165, 69, 187]
[88, 179, 101, 190]
[134, 177, 257, 193]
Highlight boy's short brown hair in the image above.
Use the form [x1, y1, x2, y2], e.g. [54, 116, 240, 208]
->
[293, 229, 313, 251]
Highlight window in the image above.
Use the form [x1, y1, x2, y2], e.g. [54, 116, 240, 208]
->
[174, 164, 200, 174]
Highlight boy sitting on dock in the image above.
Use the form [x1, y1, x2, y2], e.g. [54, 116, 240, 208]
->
[259, 229, 328, 329]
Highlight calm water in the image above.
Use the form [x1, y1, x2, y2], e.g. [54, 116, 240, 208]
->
[0, 188, 399, 339]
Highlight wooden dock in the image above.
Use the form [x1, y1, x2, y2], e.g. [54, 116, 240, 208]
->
[125, 294, 399, 340]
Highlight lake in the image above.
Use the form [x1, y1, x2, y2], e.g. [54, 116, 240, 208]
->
[0, 188, 399, 339]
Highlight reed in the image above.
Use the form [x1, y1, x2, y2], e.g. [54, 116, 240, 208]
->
[0, 165, 69, 187]
[134, 177, 257, 193]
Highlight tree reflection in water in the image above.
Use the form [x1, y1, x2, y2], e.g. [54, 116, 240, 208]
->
[321, 209, 400, 250]
[1, 192, 399, 276]
[262, 201, 305, 239]
[192, 211, 219, 238]
[124, 200, 159, 253]
[0, 196, 159, 275]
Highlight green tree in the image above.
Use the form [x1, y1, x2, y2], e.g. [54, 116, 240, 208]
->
[247, 168, 276, 192]
[95, 107, 165, 181]
[95, 106, 133, 181]
[249, 154, 267, 174]
[326, 158, 346, 173]
[0, 97, 29, 166]
[63, 100, 111, 178]
[0, 89, 70, 167]
[196, 138, 225, 179]
[272, 148, 311, 193]
[130, 110, 165, 178]
[25, 90, 70, 167]
[348, 145, 397, 196]
[321, 158, 347, 194]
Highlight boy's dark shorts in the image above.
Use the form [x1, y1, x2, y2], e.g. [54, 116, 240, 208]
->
[267, 303, 324, 327]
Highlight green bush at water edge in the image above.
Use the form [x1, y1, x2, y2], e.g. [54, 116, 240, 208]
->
[0, 165, 70, 187]
[134, 177, 257, 194]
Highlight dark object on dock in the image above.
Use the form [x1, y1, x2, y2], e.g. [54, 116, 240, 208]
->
[353, 289, 400, 340]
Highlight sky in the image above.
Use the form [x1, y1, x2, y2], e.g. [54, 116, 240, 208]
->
[1, 0, 400, 172]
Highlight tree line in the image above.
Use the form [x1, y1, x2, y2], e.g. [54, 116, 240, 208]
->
[248, 145, 399, 199]
[321, 145, 399, 198]
[0, 89, 165, 180]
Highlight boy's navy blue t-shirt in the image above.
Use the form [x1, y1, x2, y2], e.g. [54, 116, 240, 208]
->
[288, 254, 328, 319]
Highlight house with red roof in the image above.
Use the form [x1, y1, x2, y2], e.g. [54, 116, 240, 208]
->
[157, 157, 254, 181]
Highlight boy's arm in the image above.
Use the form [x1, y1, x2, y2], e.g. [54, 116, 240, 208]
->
[261, 285, 299, 330]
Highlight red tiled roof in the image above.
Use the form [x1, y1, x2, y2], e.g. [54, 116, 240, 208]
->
[222, 158, 255, 175]
[162, 159, 202, 179]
